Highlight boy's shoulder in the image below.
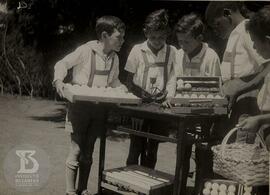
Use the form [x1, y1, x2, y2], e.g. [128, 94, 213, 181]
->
[231, 19, 249, 36]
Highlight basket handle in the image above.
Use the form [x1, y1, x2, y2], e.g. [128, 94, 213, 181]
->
[220, 127, 267, 157]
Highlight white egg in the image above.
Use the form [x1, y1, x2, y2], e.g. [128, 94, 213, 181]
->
[214, 94, 222, 99]
[184, 83, 192, 90]
[218, 191, 226, 195]
[212, 183, 219, 190]
[219, 184, 227, 191]
[243, 192, 251, 195]
[176, 94, 183, 98]
[199, 94, 206, 98]
[177, 79, 184, 84]
[191, 93, 198, 98]
[228, 192, 235, 195]
[228, 185, 236, 192]
[183, 94, 190, 98]
[207, 94, 214, 99]
[204, 182, 212, 189]
[211, 190, 218, 195]
[203, 188, 211, 195]
[244, 186, 252, 193]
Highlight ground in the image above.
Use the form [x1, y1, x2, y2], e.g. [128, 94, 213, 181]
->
[0, 95, 195, 195]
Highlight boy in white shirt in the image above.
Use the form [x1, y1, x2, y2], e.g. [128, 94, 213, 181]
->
[175, 13, 221, 195]
[205, 2, 266, 129]
[125, 9, 177, 169]
[54, 16, 126, 195]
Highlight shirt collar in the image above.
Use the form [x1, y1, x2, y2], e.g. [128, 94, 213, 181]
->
[88, 40, 115, 60]
[184, 42, 208, 63]
[141, 41, 167, 56]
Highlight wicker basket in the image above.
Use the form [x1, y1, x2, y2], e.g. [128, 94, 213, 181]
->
[212, 127, 269, 186]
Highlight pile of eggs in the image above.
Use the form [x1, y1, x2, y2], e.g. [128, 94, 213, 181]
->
[175, 93, 222, 99]
[202, 182, 252, 195]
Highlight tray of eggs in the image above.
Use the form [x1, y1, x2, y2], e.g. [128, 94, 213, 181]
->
[201, 179, 253, 195]
[171, 77, 227, 106]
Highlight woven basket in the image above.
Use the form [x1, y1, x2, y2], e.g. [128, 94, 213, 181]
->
[212, 127, 269, 186]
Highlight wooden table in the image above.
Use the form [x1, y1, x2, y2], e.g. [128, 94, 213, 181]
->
[97, 103, 227, 195]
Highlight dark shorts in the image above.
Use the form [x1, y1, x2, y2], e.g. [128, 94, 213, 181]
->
[65, 102, 106, 134]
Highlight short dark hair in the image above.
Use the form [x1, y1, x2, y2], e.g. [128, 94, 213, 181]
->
[95, 15, 125, 40]
[175, 13, 204, 38]
[144, 9, 170, 33]
[247, 6, 270, 41]
[205, 2, 242, 25]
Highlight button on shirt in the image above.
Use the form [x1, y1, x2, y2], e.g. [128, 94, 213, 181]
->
[221, 20, 265, 82]
[53, 40, 121, 87]
[175, 43, 221, 77]
[124, 42, 178, 97]
[257, 72, 270, 112]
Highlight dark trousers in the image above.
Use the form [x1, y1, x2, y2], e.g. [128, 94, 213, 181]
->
[126, 119, 169, 169]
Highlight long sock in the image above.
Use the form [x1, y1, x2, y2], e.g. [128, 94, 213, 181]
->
[77, 163, 91, 193]
[66, 165, 78, 194]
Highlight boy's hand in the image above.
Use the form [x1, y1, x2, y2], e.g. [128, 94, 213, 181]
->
[227, 93, 237, 111]
[162, 97, 172, 108]
[55, 80, 65, 98]
[238, 116, 261, 133]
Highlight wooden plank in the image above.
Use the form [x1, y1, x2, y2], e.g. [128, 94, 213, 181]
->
[101, 182, 138, 195]
[104, 171, 150, 194]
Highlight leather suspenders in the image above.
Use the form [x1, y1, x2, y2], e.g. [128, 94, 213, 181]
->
[87, 50, 115, 87]
[141, 45, 171, 90]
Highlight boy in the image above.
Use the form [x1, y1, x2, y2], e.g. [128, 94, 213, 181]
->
[237, 6, 270, 150]
[125, 9, 177, 169]
[53, 16, 126, 195]
[205, 2, 266, 129]
[175, 13, 221, 195]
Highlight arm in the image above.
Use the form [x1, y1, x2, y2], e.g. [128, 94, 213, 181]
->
[53, 45, 86, 97]
[235, 61, 270, 97]
[238, 113, 270, 133]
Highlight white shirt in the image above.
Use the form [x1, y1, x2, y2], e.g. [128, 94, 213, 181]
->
[125, 41, 178, 97]
[257, 72, 270, 112]
[53, 40, 121, 87]
[176, 43, 221, 77]
[221, 20, 265, 82]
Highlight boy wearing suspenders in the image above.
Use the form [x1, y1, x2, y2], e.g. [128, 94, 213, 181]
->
[125, 9, 178, 169]
[53, 16, 126, 195]
[175, 13, 221, 195]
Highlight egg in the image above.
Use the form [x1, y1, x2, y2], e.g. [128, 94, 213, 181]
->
[204, 182, 212, 189]
[202, 188, 211, 195]
[183, 94, 190, 98]
[214, 94, 222, 99]
[228, 192, 235, 195]
[207, 94, 214, 99]
[244, 186, 252, 193]
[190, 93, 198, 98]
[175, 94, 183, 98]
[210, 190, 218, 195]
[199, 94, 206, 99]
[177, 79, 184, 85]
[228, 185, 236, 192]
[243, 192, 251, 195]
[219, 184, 227, 192]
[184, 83, 192, 90]
[218, 191, 226, 195]
[212, 183, 219, 190]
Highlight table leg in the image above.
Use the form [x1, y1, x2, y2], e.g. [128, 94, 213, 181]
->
[173, 121, 186, 195]
[97, 123, 107, 195]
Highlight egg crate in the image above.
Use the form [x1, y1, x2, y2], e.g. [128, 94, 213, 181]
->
[201, 179, 254, 195]
[63, 84, 142, 105]
[171, 77, 228, 115]
[102, 165, 174, 195]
